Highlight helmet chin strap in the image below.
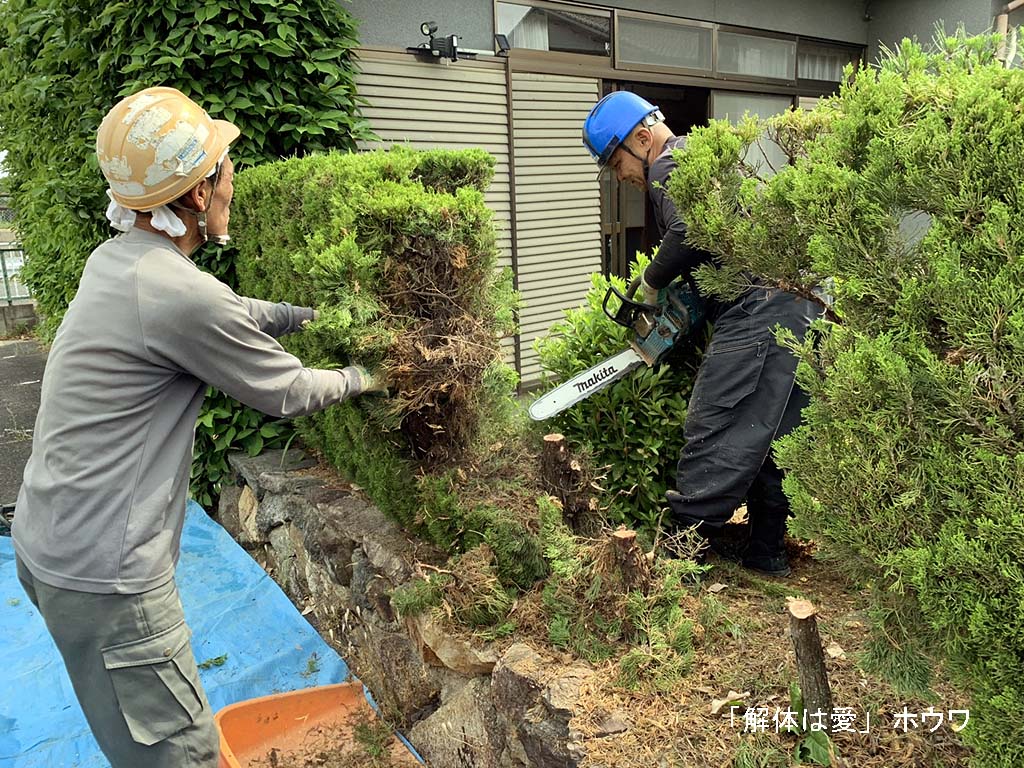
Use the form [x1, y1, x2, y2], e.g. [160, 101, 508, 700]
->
[195, 209, 231, 246]
[172, 166, 231, 246]
[170, 204, 230, 246]
[620, 140, 651, 178]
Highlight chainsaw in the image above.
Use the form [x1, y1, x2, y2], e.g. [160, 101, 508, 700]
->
[529, 276, 705, 421]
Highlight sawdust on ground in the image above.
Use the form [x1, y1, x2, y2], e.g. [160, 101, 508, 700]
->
[569, 542, 971, 768]
[436, 537, 972, 768]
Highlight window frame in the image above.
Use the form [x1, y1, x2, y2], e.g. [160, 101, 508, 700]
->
[795, 36, 863, 93]
[714, 23, 798, 86]
[612, 9, 717, 79]
[490, 0, 865, 96]
[494, 0, 612, 59]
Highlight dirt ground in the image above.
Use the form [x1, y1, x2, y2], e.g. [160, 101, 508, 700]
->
[295, 444, 974, 768]
[449, 536, 972, 768]
[570, 543, 971, 768]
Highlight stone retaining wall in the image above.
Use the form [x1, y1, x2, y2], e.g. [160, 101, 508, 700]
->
[220, 449, 589, 768]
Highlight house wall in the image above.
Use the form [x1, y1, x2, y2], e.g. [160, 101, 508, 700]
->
[347, 0, 869, 51]
[349, 0, 496, 51]
[344, 0, 1002, 61]
[345, 0, 999, 383]
[867, 0, 994, 62]
[589, 0, 866, 43]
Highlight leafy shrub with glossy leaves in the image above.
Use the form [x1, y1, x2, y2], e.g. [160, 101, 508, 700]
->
[535, 255, 702, 531]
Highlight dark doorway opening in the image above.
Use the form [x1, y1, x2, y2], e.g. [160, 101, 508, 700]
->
[600, 82, 709, 279]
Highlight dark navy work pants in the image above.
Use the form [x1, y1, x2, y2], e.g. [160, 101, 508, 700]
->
[668, 287, 820, 528]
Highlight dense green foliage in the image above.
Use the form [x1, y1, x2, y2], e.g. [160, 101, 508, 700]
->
[0, 0, 369, 506]
[189, 391, 291, 509]
[536, 255, 702, 531]
[0, 0, 367, 329]
[234, 147, 712, 695]
[233, 147, 573, 637]
[669, 33, 1023, 766]
[232, 147, 518, 528]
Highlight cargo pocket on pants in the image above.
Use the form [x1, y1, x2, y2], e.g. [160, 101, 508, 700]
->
[101, 620, 204, 746]
[700, 338, 769, 409]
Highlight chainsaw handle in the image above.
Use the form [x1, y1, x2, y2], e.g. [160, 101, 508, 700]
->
[602, 276, 644, 325]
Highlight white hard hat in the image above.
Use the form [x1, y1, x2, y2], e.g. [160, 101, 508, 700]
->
[96, 86, 239, 211]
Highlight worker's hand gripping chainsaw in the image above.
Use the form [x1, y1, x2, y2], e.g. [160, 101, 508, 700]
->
[529, 277, 705, 420]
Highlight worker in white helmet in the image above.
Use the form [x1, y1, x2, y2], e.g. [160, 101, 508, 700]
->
[11, 86, 384, 767]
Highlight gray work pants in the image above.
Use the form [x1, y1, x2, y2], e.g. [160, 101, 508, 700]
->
[16, 556, 219, 768]
[668, 287, 820, 528]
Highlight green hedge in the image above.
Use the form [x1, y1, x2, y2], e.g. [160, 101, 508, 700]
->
[668, 33, 1023, 766]
[232, 147, 518, 530]
[233, 147, 723, 695]
[0, 0, 368, 331]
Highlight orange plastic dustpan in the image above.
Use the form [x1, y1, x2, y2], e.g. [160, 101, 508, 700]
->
[216, 682, 411, 768]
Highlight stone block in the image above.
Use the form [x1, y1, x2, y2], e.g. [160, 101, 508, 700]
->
[350, 549, 395, 624]
[293, 504, 357, 587]
[351, 628, 441, 725]
[256, 470, 324, 496]
[267, 525, 297, 592]
[304, 559, 353, 617]
[492, 644, 588, 768]
[266, 523, 312, 599]
[319, 494, 443, 584]
[215, 482, 243, 539]
[409, 614, 499, 676]
[228, 448, 315, 494]
[409, 678, 508, 768]
[254, 493, 299, 535]
[238, 485, 261, 545]
[221, 454, 591, 768]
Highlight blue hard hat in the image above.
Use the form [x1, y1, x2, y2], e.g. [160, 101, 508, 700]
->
[582, 92, 663, 167]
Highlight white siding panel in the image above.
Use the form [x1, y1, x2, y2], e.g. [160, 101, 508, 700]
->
[512, 72, 602, 385]
[356, 54, 517, 370]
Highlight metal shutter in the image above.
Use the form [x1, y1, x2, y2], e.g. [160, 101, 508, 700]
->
[354, 54, 517, 364]
[511, 73, 602, 385]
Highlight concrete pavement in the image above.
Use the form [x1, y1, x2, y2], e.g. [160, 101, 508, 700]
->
[0, 338, 45, 506]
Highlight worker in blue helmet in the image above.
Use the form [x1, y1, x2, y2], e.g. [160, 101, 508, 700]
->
[582, 91, 822, 577]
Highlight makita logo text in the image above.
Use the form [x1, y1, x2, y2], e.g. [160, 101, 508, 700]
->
[573, 366, 616, 393]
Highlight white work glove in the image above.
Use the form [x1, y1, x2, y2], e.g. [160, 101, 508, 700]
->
[351, 365, 389, 396]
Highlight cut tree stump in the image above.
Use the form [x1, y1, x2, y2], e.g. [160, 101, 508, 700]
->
[787, 597, 833, 730]
[609, 528, 652, 594]
[540, 433, 600, 535]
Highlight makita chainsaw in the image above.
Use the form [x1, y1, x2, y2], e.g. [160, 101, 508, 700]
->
[529, 276, 705, 420]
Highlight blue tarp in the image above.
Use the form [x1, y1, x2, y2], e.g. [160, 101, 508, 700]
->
[0, 501, 351, 768]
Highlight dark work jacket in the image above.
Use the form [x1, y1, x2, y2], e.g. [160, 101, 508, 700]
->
[644, 135, 738, 321]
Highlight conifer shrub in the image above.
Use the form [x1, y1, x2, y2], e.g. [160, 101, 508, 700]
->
[666, 32, 1024, 766]
[232, 147, 519, 532]
[536, 255, 702, 531]
[537, 497, 703, 689]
